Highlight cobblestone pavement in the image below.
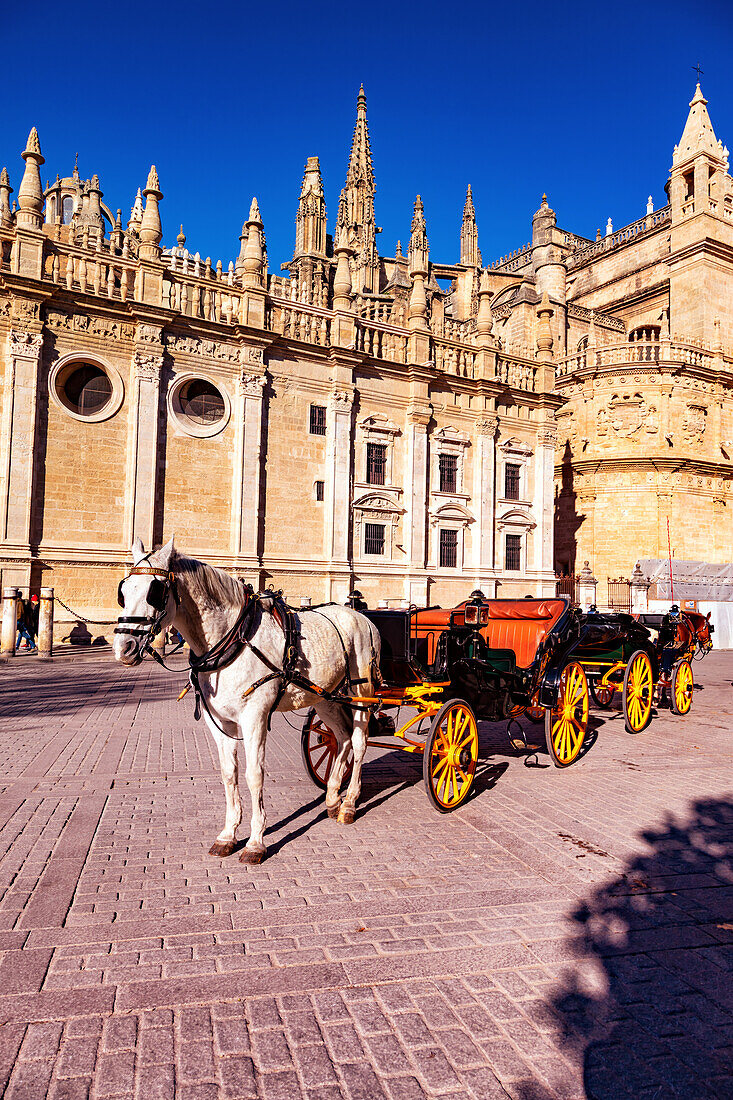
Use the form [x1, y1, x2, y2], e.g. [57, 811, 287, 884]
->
[0, 647, 730, 1100]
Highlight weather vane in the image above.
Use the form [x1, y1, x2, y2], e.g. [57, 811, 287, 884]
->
[693, 62, 704, 82]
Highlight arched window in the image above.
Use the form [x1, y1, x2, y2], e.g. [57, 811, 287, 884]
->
[62, 196, 74, 225]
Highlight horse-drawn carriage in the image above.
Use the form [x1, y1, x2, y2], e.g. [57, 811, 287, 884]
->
[302, 594, 594, 813]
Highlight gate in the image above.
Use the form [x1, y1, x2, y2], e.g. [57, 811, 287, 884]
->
[555, 574, 579, 603]
[607, 578, 631, 611]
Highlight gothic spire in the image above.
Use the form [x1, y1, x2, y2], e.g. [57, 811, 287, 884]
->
[294, 156, 327, 258]
[16, 127, 45, 230]
[673, 82, 725, 167]
[460, 184, 480, 267]
[335, 85, 379, 293]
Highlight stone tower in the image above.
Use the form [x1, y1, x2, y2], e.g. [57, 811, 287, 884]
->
[335, 85, 380, 294]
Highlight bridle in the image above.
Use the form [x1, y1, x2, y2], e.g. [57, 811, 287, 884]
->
[115, 557, 178, 662]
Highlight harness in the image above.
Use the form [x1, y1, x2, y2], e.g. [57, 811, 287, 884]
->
[116, 565, 375, 740]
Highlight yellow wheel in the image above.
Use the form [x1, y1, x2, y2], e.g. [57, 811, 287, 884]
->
[670, 659, 694, 716]
[589, 680, 615, 709]
[301, 709, 353, 790]
[423, 699, 478, 813]
[623, 650, 654, 734]
[544, 662, 588, 768]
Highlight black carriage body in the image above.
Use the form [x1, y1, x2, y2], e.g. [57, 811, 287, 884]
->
[572, 611, 658, 682]
[364, 599, 582, 721]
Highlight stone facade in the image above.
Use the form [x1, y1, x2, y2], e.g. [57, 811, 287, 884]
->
[0, 93, 560, 620]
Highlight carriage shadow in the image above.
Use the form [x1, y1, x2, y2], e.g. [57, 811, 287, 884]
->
[522, 796, 733, 1100]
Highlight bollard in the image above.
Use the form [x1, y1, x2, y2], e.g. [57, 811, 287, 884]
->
[38, 587, 54, 660]
[1, 588, 19, 657]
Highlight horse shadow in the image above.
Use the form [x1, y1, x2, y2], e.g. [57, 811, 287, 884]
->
[517, 796, 733, 1100]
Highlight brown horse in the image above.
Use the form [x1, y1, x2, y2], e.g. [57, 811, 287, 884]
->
[681, 610, 714, 659]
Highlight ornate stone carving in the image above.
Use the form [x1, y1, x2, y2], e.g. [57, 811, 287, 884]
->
[330, 389, 354, 410]
[11, 298, 40, 322]
[246, 346, 265, 366]
[408, 401, 432, 426]
[8, 329, 43, 356]
[137, 322, 163, 344]
[598, 392, 658, 439]
[475, 415, 498, 436]
[682, 403, 707, 444]
[45, 310, 135, 339]
[239, 371, 267, 397]
[538, 424, 558, 446]
[133, 352, 163, 382]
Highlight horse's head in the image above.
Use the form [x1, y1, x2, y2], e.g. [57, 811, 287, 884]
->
[114, 536, 177, 665]
[687, 610, 714, 655]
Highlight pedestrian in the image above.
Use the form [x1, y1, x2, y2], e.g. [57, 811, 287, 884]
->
[16, 596, 35, 651]
[24, 594, 39, 646]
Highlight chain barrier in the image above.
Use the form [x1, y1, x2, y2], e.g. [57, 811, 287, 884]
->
[53, 595, 117, 626]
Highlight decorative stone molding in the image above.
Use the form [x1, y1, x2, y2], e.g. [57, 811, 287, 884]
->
[358, 413, 400, 438]
[246, 346, 265, 366]
[496, 507, 536, 532]
[136, 322, 164, 344]
[238, 371, 267, 397]
[133, 353, 163, 382]
[407, 401, 432, 427]
[11, 298, 40, 322]
[681, 403, 707, 444]
[597, 393, 658, 439]
[475, 415, 498, 437]
[537, 425, 558, 446]
[498, 436, 534, 458]
[8, 330, 43, 356]
[429, 501, 474, 528]
[45, 310, 135, 339]
[330, 389, 354, 411]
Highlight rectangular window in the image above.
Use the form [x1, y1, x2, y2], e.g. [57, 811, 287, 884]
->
[439, 529, 458, 568]
[309, 404, 326, 435]
[505, 463, 521, 500]
[364, 522, 385, 556]
[366, 442, 387, 486]
[439, 453, 458, 493]
[506, 534, 521, 571]
[315, 480, 324, 501]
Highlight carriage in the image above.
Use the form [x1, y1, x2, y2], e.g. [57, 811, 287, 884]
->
[575, 605, 701, 731]
[302, 594, 594, 813]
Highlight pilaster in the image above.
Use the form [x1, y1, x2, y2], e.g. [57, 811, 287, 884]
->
[231, 359, 267, 581]
[534, 421, 557, 593]
[404, 398, 432, 605]
[124, 328, 164, 548]
[0, 324, 43, 565]
[325, 386, 354, 601]
[471, 414, 498, 591]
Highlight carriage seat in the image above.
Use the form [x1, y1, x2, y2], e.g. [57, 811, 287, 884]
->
[481, 599, 566, 671]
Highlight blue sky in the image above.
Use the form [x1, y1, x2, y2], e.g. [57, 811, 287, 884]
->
[4, 0, 732, 271]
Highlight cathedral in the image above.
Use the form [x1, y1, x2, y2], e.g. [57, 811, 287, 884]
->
[0, 83, 730, 623]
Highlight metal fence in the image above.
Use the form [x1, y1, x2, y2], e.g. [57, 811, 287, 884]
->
[555, 574, 579, 603]
[607, 579, 631, 611]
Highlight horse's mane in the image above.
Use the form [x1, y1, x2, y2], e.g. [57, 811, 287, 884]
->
[171, 552, 246, 609]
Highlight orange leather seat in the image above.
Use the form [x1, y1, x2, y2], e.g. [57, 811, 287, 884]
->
[481, 599, 566, 669]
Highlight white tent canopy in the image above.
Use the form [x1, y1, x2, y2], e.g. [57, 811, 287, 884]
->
[638, 559, 733, 602]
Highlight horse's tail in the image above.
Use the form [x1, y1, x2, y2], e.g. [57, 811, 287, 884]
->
[366, 619, 384, 693]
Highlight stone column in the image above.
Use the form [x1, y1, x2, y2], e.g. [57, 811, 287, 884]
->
[472, 415, 498, 591]
[324, 389, 354, 602]
[577, 561, 597, 611]
[630, 562, 651, 613]
[1, 587, 19, 656]
[404, 401, 432, 605]
[0, 327, 43, 557]
[231, 361, 267, 581]
[37, 586, 54, 659]
[124, 347, 163, 549]
[534, 421, 558, 595]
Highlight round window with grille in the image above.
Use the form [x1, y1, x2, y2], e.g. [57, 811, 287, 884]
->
[50, 358, 123, 422]
[178, 379, 226, 425]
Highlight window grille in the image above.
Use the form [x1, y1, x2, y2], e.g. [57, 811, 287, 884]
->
[309, 405, 326, 435]
[366, 442, 387, 485]
[505, 463, 521, 500]
[439, 529, 458, 568]
[364, 523, 385, 556]
[505, 534, 521, 571]
[315, 480, 324, 502]
[439, 454, 458, 493]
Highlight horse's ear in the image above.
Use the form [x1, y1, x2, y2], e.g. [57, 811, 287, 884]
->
[131, 538, 145, 563]
[158, 535, 175, 569]
[706, 611, 711, 622]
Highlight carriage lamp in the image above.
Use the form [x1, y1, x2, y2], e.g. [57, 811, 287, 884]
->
[465, 602, 489, 626]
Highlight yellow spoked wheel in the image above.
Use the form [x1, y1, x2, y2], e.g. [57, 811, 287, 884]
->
[623, 650, 654, 734]
[670, 659, 694, 716]
[545, 662, 589, 768]
[423, 699, 478, 813]
[589, 680, 615, 709]
[301, 709, 353, 790]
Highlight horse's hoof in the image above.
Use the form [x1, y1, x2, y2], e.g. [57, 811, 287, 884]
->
[326, 802, 341, 820]
[208, 840, 237, 858]
[239, 847, 265, 865]
[337, 806, 356, 825]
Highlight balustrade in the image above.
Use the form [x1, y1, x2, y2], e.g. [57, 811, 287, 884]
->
[557, 337, 718, 377]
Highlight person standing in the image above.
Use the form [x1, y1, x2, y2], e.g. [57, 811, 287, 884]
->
[16, 595, 35, 651]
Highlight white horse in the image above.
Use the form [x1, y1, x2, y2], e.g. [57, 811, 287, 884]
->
[113, 537, 380, 863]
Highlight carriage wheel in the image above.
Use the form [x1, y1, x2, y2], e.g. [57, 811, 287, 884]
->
[623, 650, 653, 734]
[545, 662, 588, 768]
[589, 679, 615, 709]
[423, 699, 478, 813]
[301, 709, 353, 790]
[670, 659, 694, 716]
[525, 701, 545, 724]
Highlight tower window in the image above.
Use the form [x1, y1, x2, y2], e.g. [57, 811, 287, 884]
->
[505, 463, 521, 500]
[439, 529, 458, 569]
[366, 442, 386, 485]
[505, 534, 521, 572]
[62, 196, 74, 224]
[439, 454, 458, 493]
[309, 404, 326, 435]
[364, 523, 385, 556]
[315, 480, 324, 501]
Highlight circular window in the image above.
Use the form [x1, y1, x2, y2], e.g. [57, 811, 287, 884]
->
[49, 355, 124, 423]
[167, 374, 230, 438]
[62, 364, 113, 416]
[178, 379, 226, 425]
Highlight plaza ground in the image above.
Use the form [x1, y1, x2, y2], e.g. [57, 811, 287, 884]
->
[0, 646, 731, 1099]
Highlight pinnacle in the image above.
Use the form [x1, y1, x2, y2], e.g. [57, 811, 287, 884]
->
[463, 184, 475, 218]
[23, 127, 44, 164]
[0, 167, 10, 187]
[177, 224, 186, 247]
[248, 197, 261, 222]
[690, 81, 707, 106]
[144, 165, 161, 195]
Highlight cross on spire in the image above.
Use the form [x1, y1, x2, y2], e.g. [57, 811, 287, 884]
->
[693, 61, 704, 82]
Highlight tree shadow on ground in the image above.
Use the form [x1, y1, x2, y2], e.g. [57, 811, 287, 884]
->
[526, 797, 733, 1100]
